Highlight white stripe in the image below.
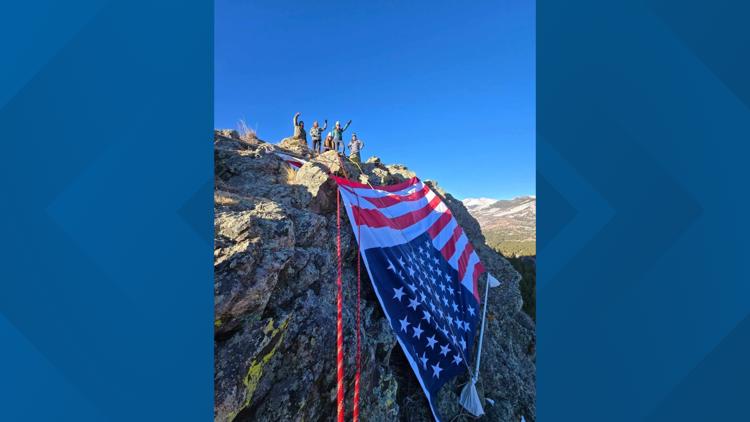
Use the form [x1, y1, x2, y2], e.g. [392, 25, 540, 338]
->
[343, 180, 424, 200]
[430, 217, 459, 251]
[340, 200, 447, 250]
[460, 252, 481, 294]
[448, 234, 469, 269]
[354, 210, 446, 250]
[341, 183, 434, 208]
[339, 184, 434, 214]
[274, 152, 307, 164]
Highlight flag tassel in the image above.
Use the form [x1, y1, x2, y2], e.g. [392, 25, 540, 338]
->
[459, 274, 501, 416]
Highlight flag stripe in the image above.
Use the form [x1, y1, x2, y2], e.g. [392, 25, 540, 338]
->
[448, 234, 469, 269]
[353, 194, 443, 230]
[457, 242, 475, 281]
[459, 252, 481, 301]
[343, 208, 446, 250]
[440, 225, 464, 263]
[362, 184, 431, 208]
[429, 216, 458, 252]
[426, 210, 453, 239]
[472, 262, 485, 302]
[333, 175, 420, 192]
[340, 186, 438, 215]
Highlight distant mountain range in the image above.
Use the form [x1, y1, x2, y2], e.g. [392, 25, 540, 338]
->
[463, 196, 536, 256]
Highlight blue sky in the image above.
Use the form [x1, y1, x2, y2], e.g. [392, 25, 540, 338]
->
[215, 0, 535, 199]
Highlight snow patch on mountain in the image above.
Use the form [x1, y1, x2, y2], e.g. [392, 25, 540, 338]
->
[462, 196, 536, 245]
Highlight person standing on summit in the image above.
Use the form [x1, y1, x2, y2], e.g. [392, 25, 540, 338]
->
[309, 119, 327, 153]
[292, 112, 306, 142]
[348, 133, 365, 164]
[331, 119, 351, 154]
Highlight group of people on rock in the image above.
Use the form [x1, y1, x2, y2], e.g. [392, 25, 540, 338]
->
[292, 112, 365, 163]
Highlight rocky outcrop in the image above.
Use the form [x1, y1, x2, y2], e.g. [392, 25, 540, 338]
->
[214, 130, 536, 422]
[277, 136, 312, 158]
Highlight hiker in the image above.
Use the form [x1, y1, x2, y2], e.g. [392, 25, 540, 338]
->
[292, 112, 306, 142]
[323, 132, 334, 152]
[331, 119, 351, 154]
[348, 133, 365, 163]
[309, 119, 327, 153]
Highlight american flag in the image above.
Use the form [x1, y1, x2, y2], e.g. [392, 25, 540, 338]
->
[274, 152, 307, 169]
[334, 176, 485, 422]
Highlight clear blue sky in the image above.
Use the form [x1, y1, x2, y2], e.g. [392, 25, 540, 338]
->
[215, 0, 535, 200]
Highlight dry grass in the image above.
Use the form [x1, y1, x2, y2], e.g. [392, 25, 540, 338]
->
[237, 118, 257, 141]
[283, 164, 298, 183]
[215, 191, 238, 206]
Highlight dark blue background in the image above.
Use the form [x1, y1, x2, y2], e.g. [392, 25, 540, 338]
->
[538, 0, 750, 421]
[3, 0, 749, 421]
[1, 0, 213, 420]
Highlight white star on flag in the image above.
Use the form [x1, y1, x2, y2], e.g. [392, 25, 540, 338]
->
[452, 353, 462, 365]
[431, 362, 443, 379]
[399, 316, 410, 333]
[412, 323, 424, 339]
[439, 344, 450, 357]
[408, 297, 420, 311]
[393, 287, 405, 301]
[426, 335, 438, 349]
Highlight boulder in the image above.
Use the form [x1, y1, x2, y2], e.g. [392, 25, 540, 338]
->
[277, 136, 311, 158]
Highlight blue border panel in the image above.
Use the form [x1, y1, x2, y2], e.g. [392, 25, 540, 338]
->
[0, 1, 213, 421]
[539, 1, 750, 421]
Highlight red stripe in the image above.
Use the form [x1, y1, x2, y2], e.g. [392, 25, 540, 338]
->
[457, 242, 475, 281]
[353, 194, 442, 229]
[332, 175, 420, 192]
[286, 160, 302, 168]
[472, 262, 485, 302]
[426, 210, 453, 239]
[362, 184, 430, 208]
[440, 226, 464, 262]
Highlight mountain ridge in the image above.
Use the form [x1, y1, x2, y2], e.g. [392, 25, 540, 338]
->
[462, 196, 536, 257]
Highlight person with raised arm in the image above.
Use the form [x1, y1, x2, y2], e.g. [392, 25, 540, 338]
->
[331, 119, 351, 154]
[309, 119, 327, 153]
[292, 112, 306, 142]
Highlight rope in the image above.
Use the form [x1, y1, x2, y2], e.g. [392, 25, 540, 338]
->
[333, 151, 362, 422]
[336, 188, 345, 422]
[352, 189, 363, 422]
